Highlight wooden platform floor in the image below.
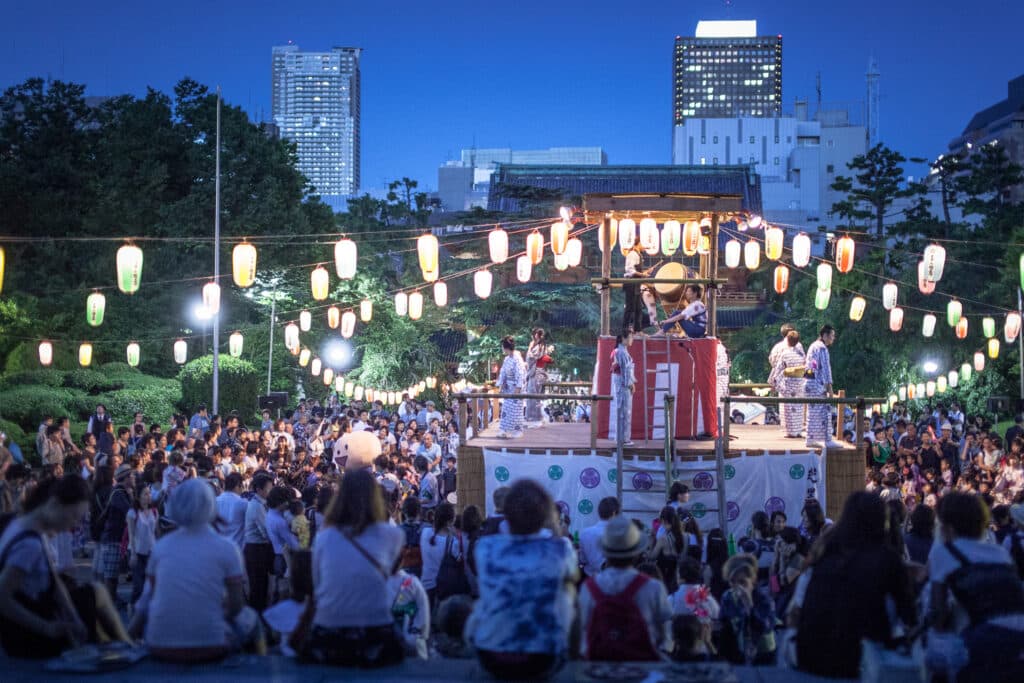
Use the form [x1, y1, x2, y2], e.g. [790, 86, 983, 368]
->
[467, 421, 858, 456]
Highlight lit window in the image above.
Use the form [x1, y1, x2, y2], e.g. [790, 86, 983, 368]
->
[774, 157, 780, 165]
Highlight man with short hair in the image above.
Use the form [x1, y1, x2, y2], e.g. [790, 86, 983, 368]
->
[657, 284, 707, 338]
[578, 496, 621, 577]
[88, 404, 111, 439]
[243, 473, 275, 611]
[1006, 415, 1024, 448]
[217, 472, 249, 549]
[417, 432, 442, 469]
[188, 404, 210, 438]
[480, 486, 510, 536]
[804, 325, 841, 449]
[418, 401, 442, 430]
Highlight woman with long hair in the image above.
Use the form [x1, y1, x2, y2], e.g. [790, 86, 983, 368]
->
[420, 502, 461, 606]
[795, 492, 916, 678]
[524, 328, 553, 426]
[611, 330, 637, 446]
[653, 506, 687, 594]
[301, 469, 405, 667]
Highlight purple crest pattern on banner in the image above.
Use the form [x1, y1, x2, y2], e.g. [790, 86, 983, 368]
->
[764, 496, 786, 514]
[693, 472, 714, 490]
[579, 467, 601, 489]
[631, 472, 654, 491]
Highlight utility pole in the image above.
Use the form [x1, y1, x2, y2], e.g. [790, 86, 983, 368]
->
[267, 289, 277, 395]
[212, 87, 222, 415]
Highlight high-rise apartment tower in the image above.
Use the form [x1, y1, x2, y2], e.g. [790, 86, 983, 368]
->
[672, 21, 782, 123]
[272, 44, 361, 206]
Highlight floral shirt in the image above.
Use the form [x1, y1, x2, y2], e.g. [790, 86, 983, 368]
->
[466, 532, 578, 655]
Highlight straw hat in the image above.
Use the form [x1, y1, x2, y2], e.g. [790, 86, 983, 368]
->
[600, 516, 646, 559]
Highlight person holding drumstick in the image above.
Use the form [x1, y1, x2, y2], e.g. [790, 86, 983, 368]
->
[622, 242, 661, 334]
[656, 284, 707, 338]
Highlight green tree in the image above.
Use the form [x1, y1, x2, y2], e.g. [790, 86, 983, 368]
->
[830, 144, 918, 237]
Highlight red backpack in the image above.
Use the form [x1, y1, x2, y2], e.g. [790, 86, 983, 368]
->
[584, 574, 659, 661]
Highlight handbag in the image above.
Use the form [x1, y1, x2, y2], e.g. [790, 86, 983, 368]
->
[435, 534, 470, 600]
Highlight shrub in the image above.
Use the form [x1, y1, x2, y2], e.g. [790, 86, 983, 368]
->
[0, 369, 65, 391]
[178, 355, 260, 418]
[0, 419, 28, 449]
[0, 385, 78, 427]
[63, 369, 123, 393]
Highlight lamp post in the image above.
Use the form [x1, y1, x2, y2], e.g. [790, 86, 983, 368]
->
[212, 87, 222, 415]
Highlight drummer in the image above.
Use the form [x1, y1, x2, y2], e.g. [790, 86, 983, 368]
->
[656, 284, 707, 338]
[623, 242, 659, 333]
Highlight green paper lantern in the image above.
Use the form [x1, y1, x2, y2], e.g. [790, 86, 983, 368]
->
[814, 287, 831, 310]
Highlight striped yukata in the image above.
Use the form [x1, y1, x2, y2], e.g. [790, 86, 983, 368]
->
[803, 339, 833, 443]
[768, 345, 806, 437]
[498, 352, 526, 435]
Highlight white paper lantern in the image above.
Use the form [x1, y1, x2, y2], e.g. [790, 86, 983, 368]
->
[553, 251, 570, 271]
[360, 299, 373, 322]
[922, 313, 937, 338]
[173, 339, 187, 365]
[566, 237, 583, 267]
[311, 357, 322, 376]
[1005, 312, 1022, 343]
[116, 244, 144, 294]
[334, 238, 357, 279]
[202, 281, 221, 316]
[527, 230, 544, 265]
[310, 266, 330, 300]
[662, 220, 681, 256]
[335, 377, 345, 392]
[916, 261, 935, 295]
[926, 381, 936, 397]
[341, 310, 356, 338]
[974, 352, 985, 372]
[889, 307, 904, 332]
[516, 255, 532, 283]
[849, 296, 866, 321]
[948, 370, 958, 388]
[835, 236, 855, 273]
[417, 233, 439, 279]
[38, 340, 53, 366]
[743, 240, 761, 269]
[327, 306, 340, 329]
[598, 219, 618, 253]
[229, 331, 244, 357]
[232, 242, 257, 288]
[639, 218, 658, 255]
[792, 233, 811, 268]
[550, 221, 569, 256]
[299, 348, 311, 367]
[882, 283, 898, 310]
[433, 281, 448, 307]
[488, 227, 508, 264]
[408, 291, 424, 320]
[79, 342, 94, 367]
[618, 218, 636, 252]
[395, 292, 408, 317]
[816, 263, 833, 291]
[923, 243, 946, 282]
[284, 323, 300, 351]
[474, 269, 492, 299]
[323, 368, 334, 386]
[764, 226, 784, 261]
[299, 310, 311, 332]
[724, 239, 741, 268]
[937, 376, 947, 393]
[126, 342, 140, 367]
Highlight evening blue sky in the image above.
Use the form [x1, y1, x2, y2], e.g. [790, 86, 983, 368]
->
[3, 0, 1022, 195]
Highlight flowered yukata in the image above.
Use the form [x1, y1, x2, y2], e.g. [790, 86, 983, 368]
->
[524, 341, 553, 424]
[498, 352, 526, 435]
[803, 339, 833, 443]
[768, 345, 806, 437]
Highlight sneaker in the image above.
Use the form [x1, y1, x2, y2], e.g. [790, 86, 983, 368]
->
[805, 440, 822, 448]
[824, 440, 844, 449]
[623, 441, 635, 446]
[509, 431, 524, 439]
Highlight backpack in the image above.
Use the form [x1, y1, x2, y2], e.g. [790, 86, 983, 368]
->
[944, 541, 1024, 625]
[400, 522, 423, 573]
[434, 534, 470, 600]
[583, 574, 659, 661]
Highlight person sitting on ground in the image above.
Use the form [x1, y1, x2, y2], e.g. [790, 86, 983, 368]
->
[718, 554, 776, 665]
[670, 613, 717, 663]
[433, 594, 474, 659]
[579, 515, 672, 661]
[263, 549, 312, 657]
[387, 552, 430, 659]
[467, 479, 578, 678]
[0, 475, 131, 658]
[300, 469, 404, 667]
[142, 478, 264, 661]
[479, 486, 509, 536]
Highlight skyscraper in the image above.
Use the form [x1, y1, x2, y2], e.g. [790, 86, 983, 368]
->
[272, 44, 361, 207]
[672, 20, 782, 123]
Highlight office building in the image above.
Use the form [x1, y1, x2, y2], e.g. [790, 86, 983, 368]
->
[437, 146, 606, 212]
[272, 44, 361, 208]
[672, 20, 782, 123]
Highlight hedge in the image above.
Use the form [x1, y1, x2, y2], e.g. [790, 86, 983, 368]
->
[0, 369, 65, 391]
[178, 355, 260, 418]
[0, 385, 79, 426]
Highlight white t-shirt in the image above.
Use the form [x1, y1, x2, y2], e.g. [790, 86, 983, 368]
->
[419, 527, 462, 590]
[387, 570, 430, 655]
[216, 491, 249, 549]
[127, 508, 158, 556]
[145, 526, 245, 648]
[313, 523, 403, 628]
[927, 536, 1020, 632]
[578, 520, 608, 577]
[262, 598, 304, 657]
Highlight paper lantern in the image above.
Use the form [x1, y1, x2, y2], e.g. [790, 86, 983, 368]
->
[988, 338, 1000, 358]
[344, 381, 354, 397]
[698, 235, 711, 255]
[917, 262, 935, 295]
[922, 313, 937, 338]
[743, 240, 761, 269]
[889, 307, 904, 332]
[202, 281, 221, 316]
[961, 363, 972, 382]
[516, 255, 532, 283]
[299, 310, 311, 332]
[335, 377, 344, 393]
[926, 381, 936, 397]
[835, 235, 855, 273]
[327, 306, 340, 329]
[341, 310, 356, 339]
[310, 266, 330, 300]
[915, 383, 925, 398]
[551, 221, 570, 256]
[395, 292, 408, 317]
[284, 323, 300, 351]
[922, 244, 946, 282]
[898, 386, 907, 401]
[121, 342, 139, 367]
[983, 317, 996, 338]
[408, 291, 424, 320]
[360, 299, 373, 322]
[334, 238, 357, 279]
[553, 251, 570, 271]
[0, 246, 4, 294]
[765, 226, 784, 261]
[956, 317, 969, 339]
[527, 230, 545, 265]
[815, 287, 831, 310]
[724, 239, 741, 268]
[232, 242, 257, 288]
[229, 331, 243, 357]
[598, 219, 618, 253]
[888, 394, 898, 407]
[417, 233, 439, 280]
[475, 269, 493, 299]
[489, 227, 508, 264]
[618, 219, 636, 252]
[566, 237, 583, 267]
[365, 388, 375, 403]
[974, 352, 985, 372]
[323, 368, 334, 386]
[773, 265, 789, 294]
[662, 220, 681, 256]
[79, 342, 93, 367]
[849, 296, 866, 321]
[311, 358, 322, 376]
[882, 283, 898, 310]
[816, 263, 833, 291]
[1005, 312, 1022, 343]
[937, 375, 947, 393]
[86, 292, 106, 327]
[116, 244, 143, 294]
[38, 341, 53, 367]
[948, 370, 958, 388]
[173, 339, 187, 365]
[1020, 253, 1024, 291]
[433, 281, 448, 307]
[792, 233, 811, 268]
[354, 386, 364, 401]
[426, 376, 437, 389]
[947, 300, 962, 327]
[639, 218, 658, 255]
[676, 221, 696, 256]
[299, 348, 311, 367]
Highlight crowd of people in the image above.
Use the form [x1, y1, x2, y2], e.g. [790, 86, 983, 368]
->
[1, 389, 1023, 680]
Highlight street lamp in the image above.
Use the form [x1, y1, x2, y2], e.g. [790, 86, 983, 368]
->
[922, 361, 939, 375]
[193, 303, 212, 354]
